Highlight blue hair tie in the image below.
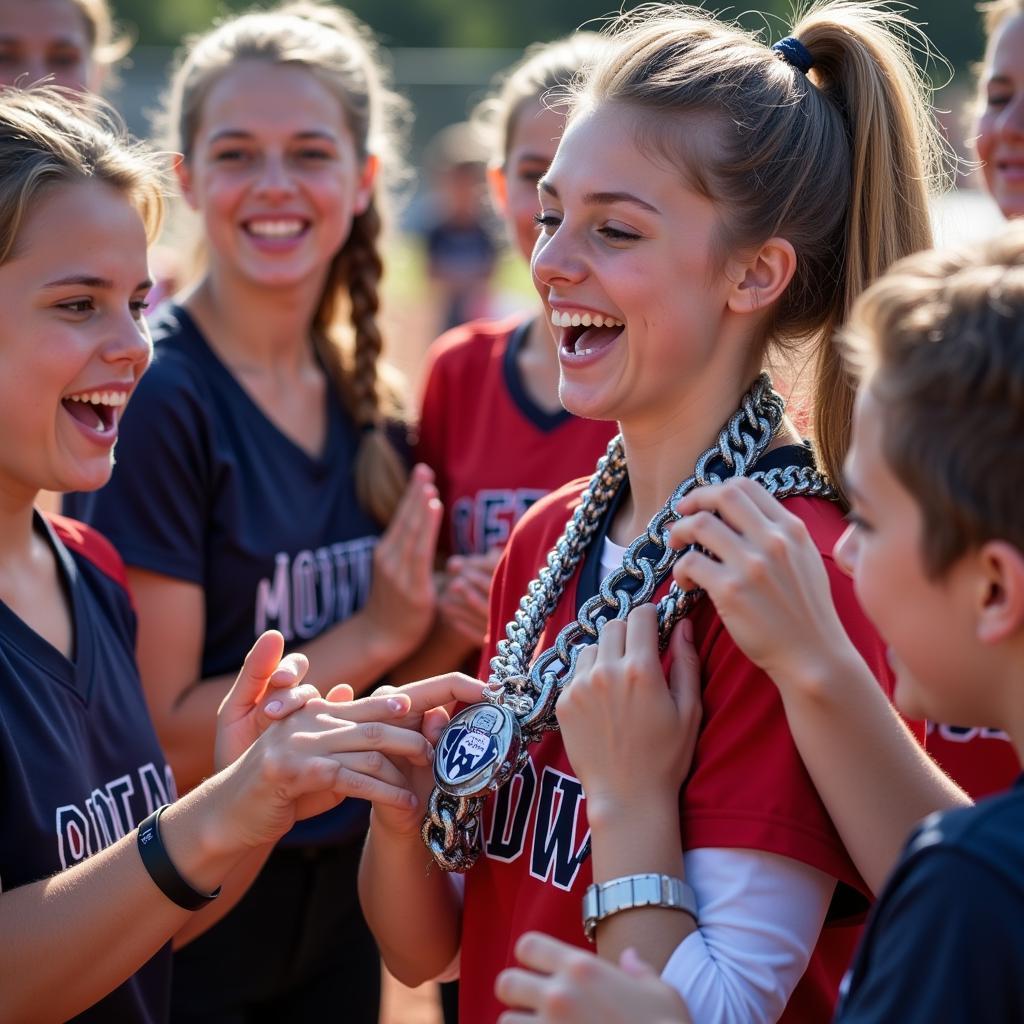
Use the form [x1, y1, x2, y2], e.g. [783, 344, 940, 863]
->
[772, 36, 814, 75]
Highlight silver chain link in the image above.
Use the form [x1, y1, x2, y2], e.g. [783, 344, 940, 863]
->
[423, 374, 836, 871]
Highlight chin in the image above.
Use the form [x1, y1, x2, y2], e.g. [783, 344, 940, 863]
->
[557, 382, 620, 425]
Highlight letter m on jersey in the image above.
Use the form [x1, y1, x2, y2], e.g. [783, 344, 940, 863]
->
[529, 768, 590, 892]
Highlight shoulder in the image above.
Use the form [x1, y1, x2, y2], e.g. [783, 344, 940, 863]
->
[506, 476, 592, 555]
[904, 783, 1024, 882]
[46, 513, 130, 592]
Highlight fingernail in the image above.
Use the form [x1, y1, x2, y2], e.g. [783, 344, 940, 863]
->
[386, 697, 404, 713]
[681, 619, 695, 643]
[264, 700, 283, 714]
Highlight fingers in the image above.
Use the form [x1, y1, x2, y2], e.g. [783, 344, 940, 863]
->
[514, 931, 583, 973]
[309, 719, 436, 767]
[495, 966, 547, 1013]
[219, 630, 286, 718]
[267, 652, 309, 690]
[330, 763, 419, 810]
[618, 947, 658, 979]
[594, 617, 626, 666]
[325, 682, 354, 703]
[260, 682, 321, 725]
[623, 603, 660, 668]
[667, 619, 701, 713]
[334, 690, 412, 721]
[421, 705, 452, 747]
[398, 672, 487, 713]
[675, 477, 785, 533]
[571, 642, 598, 682]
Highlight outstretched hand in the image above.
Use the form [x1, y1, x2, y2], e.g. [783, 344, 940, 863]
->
[325, 672, 488, 838]
[555, 604, 702, 817]
[495, 932, 691, 1024]
[215, 630, 320, 771]
[669, 477, 856, 689]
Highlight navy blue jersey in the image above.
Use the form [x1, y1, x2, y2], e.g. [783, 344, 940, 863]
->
[67, 304, 398, 844]
[0, 514, 174, 1023]
[835, 774, 1024, 1023]
[67, 305, 386, 681]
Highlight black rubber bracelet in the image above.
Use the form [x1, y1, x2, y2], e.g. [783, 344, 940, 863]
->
[137, 805, 221, 911]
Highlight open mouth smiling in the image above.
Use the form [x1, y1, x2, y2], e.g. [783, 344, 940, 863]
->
[551, 308, 625, 358]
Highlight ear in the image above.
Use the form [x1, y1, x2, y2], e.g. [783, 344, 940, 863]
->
[726, 236, 798, 315]
[975, 540, 1024, 645]
[487, 163, 509, 218]
[354, 153, 380, 216]
[174, 155, 200, 212]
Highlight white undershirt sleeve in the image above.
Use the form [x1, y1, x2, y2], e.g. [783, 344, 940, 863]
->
[660, 848, 836, 1024]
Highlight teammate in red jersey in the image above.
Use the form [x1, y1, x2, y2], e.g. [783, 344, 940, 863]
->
[359, 4, 950, 1023]
[410, 35, 616, 680]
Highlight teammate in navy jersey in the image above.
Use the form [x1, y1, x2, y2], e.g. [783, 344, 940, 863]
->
[67, 4, 443, 1021]
[0, 86, 484, 1024]
[492, 223, 1024, 1024]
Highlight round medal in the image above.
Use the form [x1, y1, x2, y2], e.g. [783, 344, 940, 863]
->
[434, 702, 522, 799]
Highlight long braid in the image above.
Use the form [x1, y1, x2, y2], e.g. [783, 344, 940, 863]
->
[326, 199, 408, 525]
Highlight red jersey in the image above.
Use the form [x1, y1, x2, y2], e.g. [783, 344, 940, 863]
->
[925, 721, 1020, 800]
[460, 466, 913, 1024]
[416, 317, 616, 555]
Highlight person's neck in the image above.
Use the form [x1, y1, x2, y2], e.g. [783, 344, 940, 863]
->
[0, 481, 43, 569]
[610, 377, 798, 545]
[183, 265, 326, 376]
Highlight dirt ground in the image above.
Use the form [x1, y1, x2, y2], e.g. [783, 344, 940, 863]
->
[380, 969, 443, 1024]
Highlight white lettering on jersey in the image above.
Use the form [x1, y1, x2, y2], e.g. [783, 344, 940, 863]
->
[484, 756, 590, 892]
[927, 722, 1012, 745]
[254, 537, 377, 641]
[55, 762, 178, 870]
[452, 489, 547, 554]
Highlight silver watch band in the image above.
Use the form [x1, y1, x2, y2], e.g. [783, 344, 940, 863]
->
[582, 873, 698, 943]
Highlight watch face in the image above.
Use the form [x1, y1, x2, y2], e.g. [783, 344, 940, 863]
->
[434, 702, 521, 798]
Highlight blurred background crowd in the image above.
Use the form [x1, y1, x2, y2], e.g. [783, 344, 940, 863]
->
[92, 0, 1003, 393]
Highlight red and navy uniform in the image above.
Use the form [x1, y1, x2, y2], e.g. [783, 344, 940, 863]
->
[416, 317, 616, 556]
[0, 514, 176, 1023]
[925, 721, 1019, 800]
[460, 446, 915, 1024]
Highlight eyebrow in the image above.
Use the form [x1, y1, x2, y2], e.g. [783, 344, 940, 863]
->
[43, 275, 154, 291]
[208, 129, 339, 144]
[538, 178, 661, 215]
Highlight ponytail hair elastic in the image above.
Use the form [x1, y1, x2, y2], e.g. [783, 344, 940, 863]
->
[772, 36, 814, 75]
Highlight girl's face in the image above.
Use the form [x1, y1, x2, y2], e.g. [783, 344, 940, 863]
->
[0, 179, 152, 500]
[178, 60, 377, 294]
[976, 11, 1024, 220]
[0, 0, 98, 93]
[531, 101, 747, 433]
[490, 98, 567, 263]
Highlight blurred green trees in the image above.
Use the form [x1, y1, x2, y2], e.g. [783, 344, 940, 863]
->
[113, 0, 985, 75]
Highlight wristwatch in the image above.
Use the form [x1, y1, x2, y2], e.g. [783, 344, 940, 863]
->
[582, 873, 697, 942]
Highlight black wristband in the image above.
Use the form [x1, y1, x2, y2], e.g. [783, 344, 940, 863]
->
[137, 805, 221, 911]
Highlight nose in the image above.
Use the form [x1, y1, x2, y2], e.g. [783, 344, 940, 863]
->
[254, 154, 296, 200]
[1001, 94, 1024, 140]
[101, 315, 153, 376]
[832, 523, 858, 579]
[531, 220, 587, 293]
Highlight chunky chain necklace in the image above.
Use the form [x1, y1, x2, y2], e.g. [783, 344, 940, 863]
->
[423, 374, 836, 872]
